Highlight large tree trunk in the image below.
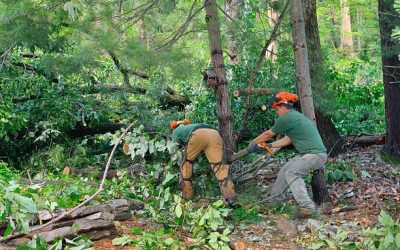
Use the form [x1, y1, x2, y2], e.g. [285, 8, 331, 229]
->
[378, 0, 400, 160]
[290, 0, 315, 122]
[340, 0, 354, 53]
[205, 0, 236, 154]
[302, 0, 344, 156]
[291, 0, 330, 205]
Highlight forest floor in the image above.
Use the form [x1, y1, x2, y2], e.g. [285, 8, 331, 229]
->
[92, 145, 400, 250]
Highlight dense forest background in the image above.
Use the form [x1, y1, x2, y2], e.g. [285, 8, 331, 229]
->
[0, 0, 399, 249]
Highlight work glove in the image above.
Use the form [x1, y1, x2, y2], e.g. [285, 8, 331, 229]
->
[247, 140, 263, 153]
[228, 143, 263, 163]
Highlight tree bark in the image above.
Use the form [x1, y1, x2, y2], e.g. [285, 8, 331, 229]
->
[378, 0, 400, 160]
[205, 0, 236, 154]
[224, 0, 240, 64]
[345, 134, 385, 146]
[329, 7, 340, 49]
[340, 0, 354, 53]
[290, 0, 315, 122]
[302, 0, 344, 156]
[291, 0, 329, 204]
[266, 0, 279, 63]
[315, 109, 343, 156]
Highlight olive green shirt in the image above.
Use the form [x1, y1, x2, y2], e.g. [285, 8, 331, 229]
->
[270, 110, 326, 154]
[172, 123, 216, 145]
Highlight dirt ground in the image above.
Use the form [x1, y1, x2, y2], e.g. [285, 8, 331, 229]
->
[93, 145, 400, 250]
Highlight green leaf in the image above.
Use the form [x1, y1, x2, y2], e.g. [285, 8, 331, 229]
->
[212, 200, 224, 208]
[112, 235, 132, 246]
[333, 169, 343, 180]
[164, 238, 175, 245]
[3, 223, 13, 237]
[395, 233, 400, 248]
[378, 210, 394, 227]
[14, 194, 38, 213]
[162, 172, 175, 185]
[131, 227, 142, 235]
[175, 204, 183, 218]
[383, 232, 394, 248]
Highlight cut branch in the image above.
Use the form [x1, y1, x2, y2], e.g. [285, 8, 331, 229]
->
[233, 88, 273, 97]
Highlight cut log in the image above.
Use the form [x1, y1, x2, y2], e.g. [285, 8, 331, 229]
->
[233, 88, 273, 97]
[73, 219, 114, 233]
[345, 135, 385, 146]
[3, 198, 143, 246]
[38, 226, 74, 242]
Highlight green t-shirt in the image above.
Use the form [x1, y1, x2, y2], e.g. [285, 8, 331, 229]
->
[270, 110, 326, 154]
[172, 123, 216, 145]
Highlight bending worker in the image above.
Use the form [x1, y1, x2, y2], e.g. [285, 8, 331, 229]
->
[170, 119, 237, 206]
[247, 92, 327, 218]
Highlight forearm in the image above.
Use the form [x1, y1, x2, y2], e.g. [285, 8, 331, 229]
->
[271, 136, 291, 148]
[253, 130, 275, 144]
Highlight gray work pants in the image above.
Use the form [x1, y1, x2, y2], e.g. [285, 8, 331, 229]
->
[270, 153, 327, 210]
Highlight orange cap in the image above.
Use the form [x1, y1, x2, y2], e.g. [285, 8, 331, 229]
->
[271, 92, 298, 109]
[170, 119, 191, 129]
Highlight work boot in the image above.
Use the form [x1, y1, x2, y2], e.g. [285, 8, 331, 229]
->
[225, 196, 241, 208]
[296, 207, 320, 219]
[181, 181, 194, 200]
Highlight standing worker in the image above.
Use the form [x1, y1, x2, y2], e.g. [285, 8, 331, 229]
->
[170, 119, 237, 206]
[247, 92, 327, 218]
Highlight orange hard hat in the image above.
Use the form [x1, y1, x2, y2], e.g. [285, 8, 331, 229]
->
[269, 92, 298, 109]
[170, 119, 191, 129]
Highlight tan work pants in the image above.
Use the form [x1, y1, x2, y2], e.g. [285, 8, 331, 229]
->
[180, 128, 236, 201]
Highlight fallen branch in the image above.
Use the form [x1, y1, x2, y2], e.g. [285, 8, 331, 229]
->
[345, 134, 385, 146]
[18, 178, 98, 188]
[233, 88, 273, 97]
[0, 122, 136, 243]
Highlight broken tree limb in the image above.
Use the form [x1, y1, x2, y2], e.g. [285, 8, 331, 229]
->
[345, 134, 385, 146]
[0, 122, 136, 243]
[90, 84, 147, 94]
[233, 88, 273, 97]
[18, 178, 98, 188]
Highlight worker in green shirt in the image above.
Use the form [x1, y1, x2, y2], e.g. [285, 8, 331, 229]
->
[170, 119, 237, 207]
[247, 92, 327, 218]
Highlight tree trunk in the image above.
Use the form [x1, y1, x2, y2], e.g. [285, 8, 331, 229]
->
[290, 0, 315, 122]
[378, 0, 400, 160]
[315, 110, 343, 156]
[302, 0, 344, 156]
[340, 0, 354, 53]
[291, 0, 330, 205]
[266, 0, 279, 63]
[205, 0, 236, 154]
[224, 0, 240, 64]
[329, 7, 340, 49]
[356, 10, 362, 52]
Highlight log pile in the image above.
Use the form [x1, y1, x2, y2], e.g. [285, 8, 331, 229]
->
[1, 199, 144, 248]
